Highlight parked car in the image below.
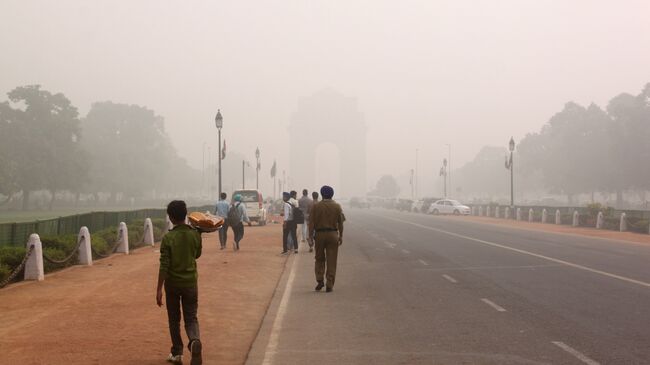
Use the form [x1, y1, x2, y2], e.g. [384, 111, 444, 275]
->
[232, 189, 267, 225]
[396, 199, 413, 212]
[411, 200, 425, 213]
[350, 197, 370, 208]
[427, 199, 471, 215]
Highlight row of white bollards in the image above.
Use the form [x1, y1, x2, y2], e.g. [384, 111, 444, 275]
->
[472, 206, 641, 233]
[22, 218, 157, 283]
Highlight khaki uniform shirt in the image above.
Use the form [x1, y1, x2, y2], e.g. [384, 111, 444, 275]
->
[309, 199, 344, 237]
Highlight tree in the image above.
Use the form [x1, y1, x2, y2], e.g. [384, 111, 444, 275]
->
[0, 85, 88, 209]
[453, 146, 510, 198]
[370, 175, 400, 198]
[81, 101, 180, 201]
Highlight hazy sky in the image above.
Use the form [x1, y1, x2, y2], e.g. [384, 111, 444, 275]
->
[2, 0, 649, 196]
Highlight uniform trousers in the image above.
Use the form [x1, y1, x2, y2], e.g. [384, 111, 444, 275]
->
[314, 231, 339, 288]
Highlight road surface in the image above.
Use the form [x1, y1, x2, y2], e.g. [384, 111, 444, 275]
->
[247, 208, 650, 365]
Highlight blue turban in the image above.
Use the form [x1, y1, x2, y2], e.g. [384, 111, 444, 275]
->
[320, 185, 334, 199]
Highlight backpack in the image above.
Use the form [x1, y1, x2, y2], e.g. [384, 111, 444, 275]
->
[292, 203, 304, 224]
[227, 203, 242, 226]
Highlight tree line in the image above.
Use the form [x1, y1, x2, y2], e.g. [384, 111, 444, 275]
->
[0, 85, 199, 210]
[453, 82, 650, 207]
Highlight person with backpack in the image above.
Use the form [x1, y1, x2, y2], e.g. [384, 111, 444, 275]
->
[289, 191, 301, 252]
[227, 194, 249, 251]
[281, 192, 299, 255]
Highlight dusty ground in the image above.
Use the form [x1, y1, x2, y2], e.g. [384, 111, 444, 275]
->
[453, 215, 650, 246]
[0, 223, 287, 365]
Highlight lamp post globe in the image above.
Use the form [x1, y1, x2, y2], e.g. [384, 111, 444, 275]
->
[215, 109, 223, 130]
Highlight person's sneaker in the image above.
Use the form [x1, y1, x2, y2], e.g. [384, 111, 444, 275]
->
[220, 245, 225, 250]
[190, 339, 203, 365]
[326, 286, 333, 293]
[166, 353, 183, 364]
[309, 247, 313, 253]
[315, 281, 324, 291]
[280, 251, 289, 255]
[294, 250, 299, 254]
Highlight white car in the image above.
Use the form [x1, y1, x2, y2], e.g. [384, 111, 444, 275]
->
[232, 189, 267, 225]
[427, 199, 471, 215]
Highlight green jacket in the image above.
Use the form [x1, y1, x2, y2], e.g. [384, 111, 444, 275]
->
[159, 224, 202, 287]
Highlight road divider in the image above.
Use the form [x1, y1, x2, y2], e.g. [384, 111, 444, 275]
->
[481, 298, 507, 312]
[552, 341, 600, 365]
[442, 274, 458, 283]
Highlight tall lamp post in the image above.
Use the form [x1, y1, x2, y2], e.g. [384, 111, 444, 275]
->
[215, 110, 223, 197]
[439, 158, 448, 198]
[505, 137, 515, 208]
[255, 147, 261, 190]
[242, 160, 251, 189]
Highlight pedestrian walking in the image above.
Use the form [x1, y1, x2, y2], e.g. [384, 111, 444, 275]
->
[312, 191, 319, 202]
[227, 194, 250, 251]
[298, 189, 314, 252]
[214, 192, 230, 250]
[281, 192, 299, 254]
[289, 191, 301, 252]
[156, 200, 203, 365]
[309, 186, 344, 293]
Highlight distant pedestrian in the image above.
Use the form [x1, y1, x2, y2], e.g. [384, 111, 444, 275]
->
[289, 190, 301, 252]
[157, 200, 203, 365]
[214, 192, 230, 250]
[312, 191, 319, 202]
[298, 189, 314, 252]
[309, 186, 344, 293]
[281, 192, 298, 255]
[227, 194, 250, 251]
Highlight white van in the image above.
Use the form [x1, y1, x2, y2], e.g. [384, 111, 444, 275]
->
[232, 189, 267, 225]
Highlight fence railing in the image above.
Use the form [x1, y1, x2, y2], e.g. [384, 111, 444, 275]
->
[0, 205, 212, 247]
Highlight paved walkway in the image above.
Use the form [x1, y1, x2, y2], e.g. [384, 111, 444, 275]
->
[0, 224, 287, 365]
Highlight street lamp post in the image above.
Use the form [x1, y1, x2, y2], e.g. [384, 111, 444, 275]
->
[505, 137, 515, 209]
[255, 147, 261, 190]
[440, 159, 448, 198]
[215, 110, 223, 197]
[242, 160, 251, 189]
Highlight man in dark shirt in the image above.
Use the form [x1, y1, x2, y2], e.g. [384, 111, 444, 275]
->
[157, 200, 203, 365]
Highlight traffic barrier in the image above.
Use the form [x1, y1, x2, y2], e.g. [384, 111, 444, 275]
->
[572, 211, 579, 227]
[528, 208, 534, 222]
[24, 234, 44, 281]
[542, 209, 548, 224]
[144, 218, 154, 246]
[78, 227, 92, 266]
[116, 222, 129, 254]
[555, 210, 561, 225]
[505, 207, 510, 219]
[596, 212, 604, 229]
[620, 213, 627, 232]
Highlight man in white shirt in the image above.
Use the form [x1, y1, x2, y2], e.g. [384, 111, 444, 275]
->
[281, 192, 297, 255]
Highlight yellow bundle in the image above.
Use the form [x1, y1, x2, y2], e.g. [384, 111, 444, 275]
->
[188, 212, 224, 230]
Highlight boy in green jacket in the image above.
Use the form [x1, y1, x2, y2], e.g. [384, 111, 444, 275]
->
[156, 200, 203, 365]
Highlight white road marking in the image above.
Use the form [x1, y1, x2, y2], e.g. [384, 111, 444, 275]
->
[481, 298, 506, 312]
[401, 249, 410, 254]
[384, 240, 397, 249]
[418, 259, 429, 266]
[379, 215, 650, 289]
[552, 341, 600, 365]
[262, 254, 299, 365]
[442, 274, 458, 283]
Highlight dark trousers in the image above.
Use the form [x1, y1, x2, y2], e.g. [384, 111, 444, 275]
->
[218, 221, 229, 247]
[165, 283, 200, 356]
[282, 221, 298, 252]
[231, 222, 244, 245]
[314, 231, 339, 288]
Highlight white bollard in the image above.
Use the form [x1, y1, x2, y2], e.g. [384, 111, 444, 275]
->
[24, 234, 44, 281]
[516, 208, 522, 221]
[572, 210, 579, 227]
[555, 210, 561, 225]
[495, 207, 500, 218]
[144, 218, 155, 246]
[542, 209, 548, 224]
[529, 208, 534, 223]
[505, 207, 510, 219]
[596, 212, 604, 229]
[620, 213, 627, 232]
[77, 226, 92, 266]
[479, 206, 483, 216]
[471, 206, 476, 216]
[116, 222, 129, 254]
[486, 206, 491, 217]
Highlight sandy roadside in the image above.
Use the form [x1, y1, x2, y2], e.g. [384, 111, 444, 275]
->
[0, 223, 286, 365]
[444, 215, 650, 246]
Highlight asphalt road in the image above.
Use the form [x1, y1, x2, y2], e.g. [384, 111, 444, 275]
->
[246, 208, 650, 365]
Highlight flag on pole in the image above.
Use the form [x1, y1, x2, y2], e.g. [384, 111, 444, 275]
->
[270, 160, 277, 178]
[221, 140, 226, 160]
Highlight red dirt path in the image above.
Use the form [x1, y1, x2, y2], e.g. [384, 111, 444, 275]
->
[0, 224, 286, 365]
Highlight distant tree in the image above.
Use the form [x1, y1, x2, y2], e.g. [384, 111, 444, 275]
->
[0, 85, 88, 209]
[81, 101, 180, 201]
[370, 175, 400, 198]
[452, 146, 510, 198]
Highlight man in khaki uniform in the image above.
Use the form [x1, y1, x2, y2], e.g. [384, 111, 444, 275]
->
[309, 185, 344, 292]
